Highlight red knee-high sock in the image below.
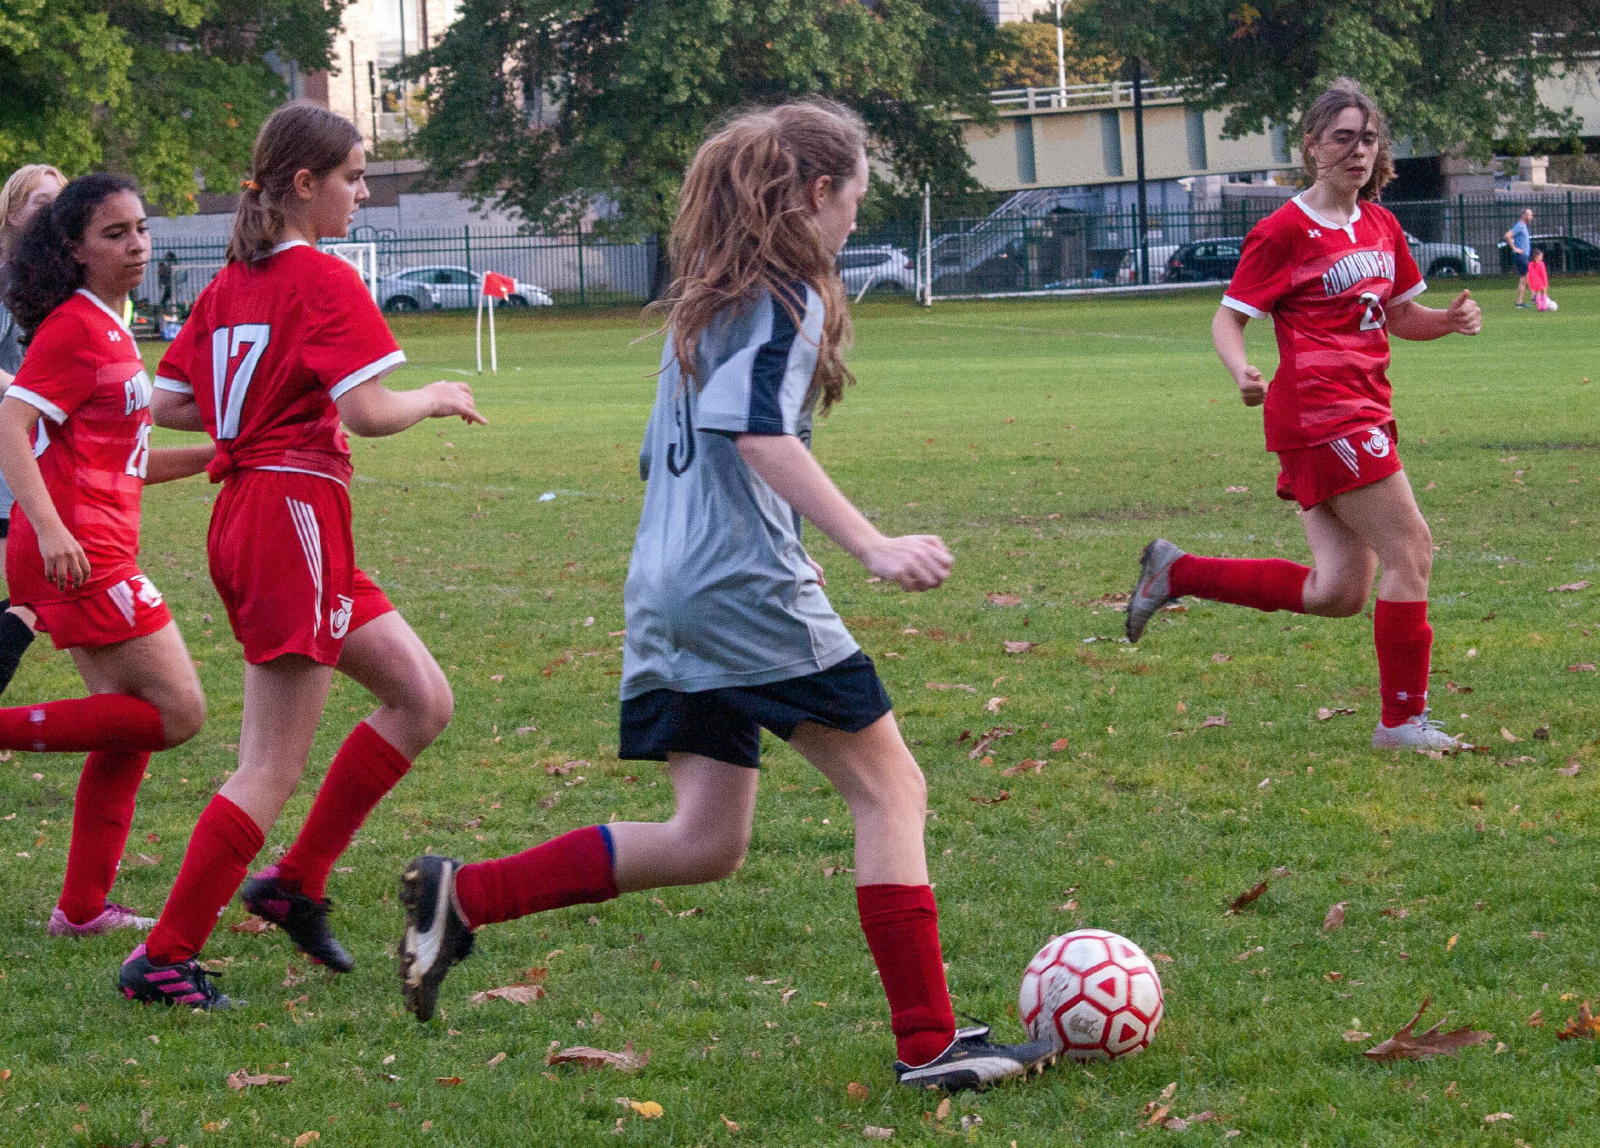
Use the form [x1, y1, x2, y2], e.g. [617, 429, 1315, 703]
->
[1168, 554, 1310, 613]
[856, 883, 958, 1068]
[58, 750, 150, 924]
[1375, 599, 1432, 726]
[275, 722, 411, 900]
[144, 795, 264, 965]
[453, 826, 618, 929]
[0, 695, 164, 753]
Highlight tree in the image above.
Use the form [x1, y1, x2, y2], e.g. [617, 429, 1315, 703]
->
[397, 0, 998, 251]
[1068, 0, 1600, 158]
[0, 0, 345, 211]
[989, 17, 1115, 90]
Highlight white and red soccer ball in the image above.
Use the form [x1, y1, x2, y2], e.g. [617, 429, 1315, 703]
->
[1019, 929, 1164, 1060]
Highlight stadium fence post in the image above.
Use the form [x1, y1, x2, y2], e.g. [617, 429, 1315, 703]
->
[463, 225, 474, 308]
[576, 225, 586, 306]
[1458, 194, 1467, 275]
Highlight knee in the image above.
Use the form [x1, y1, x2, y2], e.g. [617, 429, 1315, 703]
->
[159, 688, 207, 748]
[852, 756, 928, 821]
[1305, 584, 1367, 618]
[673, 819, 751, 883]
[403, 663, 454, 746]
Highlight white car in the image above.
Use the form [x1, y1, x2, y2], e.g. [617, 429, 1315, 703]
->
[378, 265, 553, 311]
[1116, 244, 1180, 285]
[1404, 232, 1481, 279]
[838, 245, 917, 297]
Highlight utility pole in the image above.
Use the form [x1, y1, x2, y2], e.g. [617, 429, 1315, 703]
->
[1131, 58, 1149, 286]
[397, 0, 410, 141]
[1053, 0, 1067, 103]
[368, 61, 379, 149]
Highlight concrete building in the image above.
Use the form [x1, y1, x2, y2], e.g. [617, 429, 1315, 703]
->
[980, 0, 1055, 23]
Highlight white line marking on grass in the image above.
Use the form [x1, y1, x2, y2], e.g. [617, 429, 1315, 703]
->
[912, 319, 1186, 344]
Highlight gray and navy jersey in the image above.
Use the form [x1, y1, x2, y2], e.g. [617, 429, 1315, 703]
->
[621, 285, 858, 699]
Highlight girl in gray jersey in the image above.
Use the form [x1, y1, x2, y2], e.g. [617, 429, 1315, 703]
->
[397, 99, 1056, 1092]
[0, 163, 65, 693]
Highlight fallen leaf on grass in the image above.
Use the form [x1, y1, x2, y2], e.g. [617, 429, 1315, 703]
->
[435, 1076, 463, 1086]
[1225, 485, 1250, 494]
[986, 592, 1022, 607]
[967, 726, 1015, 759]
[720, 1114, 740, 1132]
[1526, 1009, 1544, 1028]
[226, 1070, 290, 1090]
[1362, 998, 1492, 1061]
[486, 1052, 507, 1067]
[545, 760, 586, 775]
[1555, 1001, 1600, 1040]
[282, 963, 306, 988]
[470, 981, 546, 1005]
[229, 917, 275, 934]
[1447, 934, 1459, 951]
[1483, 1113, 1513, 1124]
[847, 1082, 870, 1101]
[999, 759, 1046, 777]
[969, 791, 1011, 805]
[925, 682, 978, 693]
[1568, 663, 1596, 673]
[1557, 760, 1582, 777]
[934, 1097, 951, 1121]
[1211, 653, 1232, 664]
[1343, 1030, 1371, 1042]
[863, 1128, 894, 1140]
[1050, 737, 1069, 752]
[1003, 640, 1038, 655]
[202, 1121, 230, 1132]
[1548, 582, 1590, 592]
[546, 1043, 650, 1073]
[1226, 881, 1268, 914]
[1323, 903, 1347, 931]
[629, 1100, 664, 1119]
[1317, 707, 1358, 721]
[1445, 681, 1473, 694]
[293, 1133, 320, 1148]
[985, 696, 1007, 713]
[1501, 728, 1521, 743]
[1201, 714, 1229, 729]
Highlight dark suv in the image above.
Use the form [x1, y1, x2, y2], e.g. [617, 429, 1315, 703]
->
[1166, 237, 1244, 282]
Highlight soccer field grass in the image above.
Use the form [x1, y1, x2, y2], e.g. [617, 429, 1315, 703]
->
[1, 278, 1597, 1146]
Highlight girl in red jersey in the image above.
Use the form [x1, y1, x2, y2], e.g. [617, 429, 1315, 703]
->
[1125, 80, 1481, 751]
[119, 103, 484, 1008]
[0, 174, 214, 938]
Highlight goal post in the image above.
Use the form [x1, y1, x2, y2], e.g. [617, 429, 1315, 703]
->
[323, 242, 379, 301]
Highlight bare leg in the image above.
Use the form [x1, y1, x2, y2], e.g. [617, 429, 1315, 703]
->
[334, 611, 454, 759]
[608, 755, 759, 892]
[70, 621, 206, 747]
[1322, 470, 1433, 602]
[1298, 504, 1378, 617]
[216, 655, 334, 832]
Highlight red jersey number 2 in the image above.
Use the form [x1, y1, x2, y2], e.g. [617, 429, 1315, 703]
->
[211, 324, 272, 440]
[1358, 291, 1388, 332]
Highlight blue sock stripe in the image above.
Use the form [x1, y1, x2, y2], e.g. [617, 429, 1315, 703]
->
[596, 824, 615, 866]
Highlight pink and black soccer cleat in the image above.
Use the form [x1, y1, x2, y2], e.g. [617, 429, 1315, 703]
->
[241, 865, 355, 973]
[48, 903, 155, 937]
[118, 944, 235, 1009]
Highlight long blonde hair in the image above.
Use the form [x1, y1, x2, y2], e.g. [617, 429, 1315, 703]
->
[228, 102, 362, 265]
[655, 99, 866, 412]
[1301, 79, 1395, 202]
[0, 163, 67, 258]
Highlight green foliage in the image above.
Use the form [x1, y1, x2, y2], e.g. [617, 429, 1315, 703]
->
[399, 0, 999, 240]
[0, 0, 345, 211]
[989, 16, 1116, 90]
[1068, 0, 1600, 158]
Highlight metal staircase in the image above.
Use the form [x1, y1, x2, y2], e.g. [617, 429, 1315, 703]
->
[929, 188, 1062, 276]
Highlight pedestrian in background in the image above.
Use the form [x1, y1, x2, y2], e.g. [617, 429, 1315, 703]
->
[1505, 207, 1534, 308]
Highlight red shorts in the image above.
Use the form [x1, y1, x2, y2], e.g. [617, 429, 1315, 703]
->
[13, 567, 173, 651]
[1276, 422, 1403, 510]
[208, 469, 394, 665]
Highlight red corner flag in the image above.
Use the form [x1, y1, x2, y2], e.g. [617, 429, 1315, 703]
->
[482, 271, 516, 299]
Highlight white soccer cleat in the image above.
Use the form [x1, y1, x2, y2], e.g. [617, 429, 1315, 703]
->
[1126, 538, 1187, 643]
[1371, 709, 1462, 751]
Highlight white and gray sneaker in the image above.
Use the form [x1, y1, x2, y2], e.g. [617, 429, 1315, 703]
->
[1371, 709, 1462, 751]
[894, 1022, 1058, 1092]
[1126, 538, 1187, 643]
[398, 854, 475, 1022]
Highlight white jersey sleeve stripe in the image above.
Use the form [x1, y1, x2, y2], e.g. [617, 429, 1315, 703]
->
[1220, 295, 1269, 320]
[329, 350, 407, 400]
[6, 386, 69, 425]
[153, 375, 194, 395]
[1392, 279, 1427, 306]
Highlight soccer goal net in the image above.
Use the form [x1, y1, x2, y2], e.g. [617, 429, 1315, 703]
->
[323, 242, 380, 301]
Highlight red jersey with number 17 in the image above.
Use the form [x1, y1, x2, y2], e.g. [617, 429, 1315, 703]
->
[6, 289, 153, 600]
[1221, 195, 1425, 453]
[155, 241, 404, 486]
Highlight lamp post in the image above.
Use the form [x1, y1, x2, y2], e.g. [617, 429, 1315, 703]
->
[1053, 0, 1067, 103]
[1131, 57, 1149, 286]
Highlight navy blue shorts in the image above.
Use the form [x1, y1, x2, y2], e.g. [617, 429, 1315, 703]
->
[619, 651, 893, 769]
[1515, 254, 1531, 275]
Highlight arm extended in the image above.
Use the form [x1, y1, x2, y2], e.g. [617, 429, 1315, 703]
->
[734, 432, 951, 592]
[335, 377, 486, 437]
[151, 387, 206, 432]
[1388, 289, 1481, 342]
[0, 396, 89, 591]
[145, 444, 216, 484]
[1211, 306, 1267, 406]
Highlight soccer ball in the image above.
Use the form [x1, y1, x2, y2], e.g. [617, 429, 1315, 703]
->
[1019, 929, 1164, 1060]
[1547, 299, 1559, 312]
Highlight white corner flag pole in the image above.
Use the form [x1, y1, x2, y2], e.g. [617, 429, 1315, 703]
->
[488, 293, 498, 374]
[475, 289, 485, 374]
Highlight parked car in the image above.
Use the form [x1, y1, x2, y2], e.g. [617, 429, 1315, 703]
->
[1496, 234, 1600, 275]
[838, 245, 917, 296]
[1166, 237, 1243, 282]
[1116, 244, 1180, 285]
[1405, 231, 1480, 278]
[378, 265, 553, 312]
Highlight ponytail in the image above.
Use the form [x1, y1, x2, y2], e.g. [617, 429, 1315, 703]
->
[3, 173, 138, 338]
[227, 101, 362, 264]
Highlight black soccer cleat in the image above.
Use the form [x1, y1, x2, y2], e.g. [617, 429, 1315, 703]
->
[399, 854, 475, 1022]
[119, 943, 237, 1009]
[894, 1022, 1058, 1092]
[0, 602, 36, 696]
[241, 865, 356, 973]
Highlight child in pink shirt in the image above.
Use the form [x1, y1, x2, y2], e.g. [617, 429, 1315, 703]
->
[1528, 249, 1556, 311]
